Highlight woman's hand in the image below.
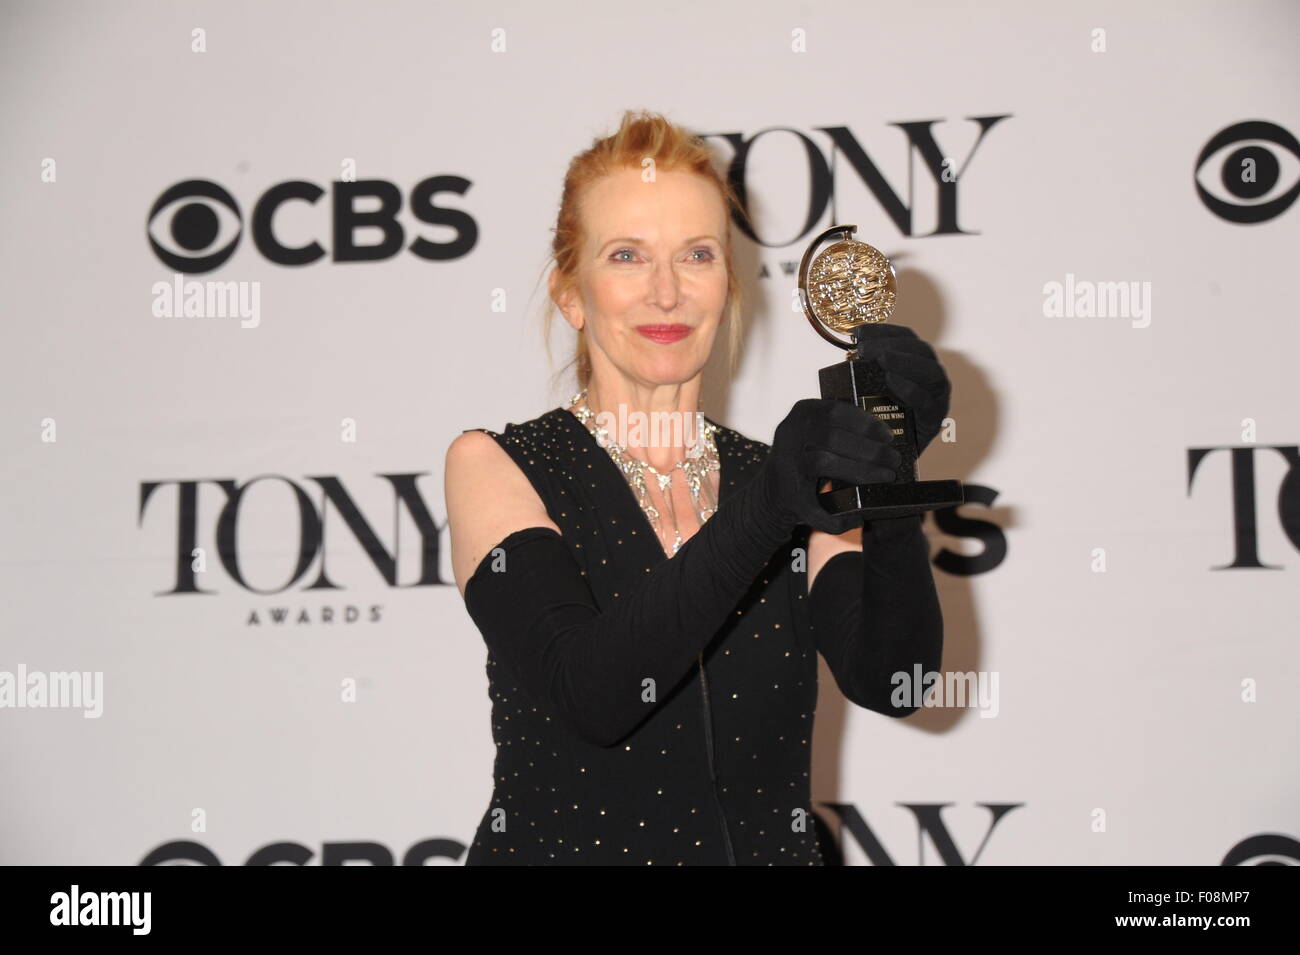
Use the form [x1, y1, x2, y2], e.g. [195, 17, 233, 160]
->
[851, 325, 951, 455]
[759, 397, 901, 535]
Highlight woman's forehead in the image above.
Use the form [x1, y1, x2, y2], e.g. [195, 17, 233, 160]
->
[582, 169, 726, 242]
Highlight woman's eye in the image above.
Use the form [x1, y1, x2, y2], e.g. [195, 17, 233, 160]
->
[610, 247, 714, 263]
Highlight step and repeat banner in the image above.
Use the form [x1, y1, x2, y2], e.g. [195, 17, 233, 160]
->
[2, 0, 1296, 865]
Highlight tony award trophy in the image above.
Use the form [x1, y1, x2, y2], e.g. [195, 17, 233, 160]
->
[798, 224, 964, 520]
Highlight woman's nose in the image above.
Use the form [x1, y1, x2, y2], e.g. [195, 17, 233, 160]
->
[647, 259, 681, 310]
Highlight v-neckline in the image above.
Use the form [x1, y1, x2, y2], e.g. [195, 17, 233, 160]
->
[555, 405, 730, 564]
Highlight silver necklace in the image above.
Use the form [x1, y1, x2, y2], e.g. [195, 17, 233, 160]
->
[568, 388, 720, 555]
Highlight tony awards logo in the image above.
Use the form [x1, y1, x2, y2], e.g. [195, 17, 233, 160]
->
[798, 224, 964, 519]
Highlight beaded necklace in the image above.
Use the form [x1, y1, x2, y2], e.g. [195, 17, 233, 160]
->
[568, 388, 720, 556]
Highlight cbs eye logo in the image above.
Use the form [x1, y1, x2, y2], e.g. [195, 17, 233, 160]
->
[1221, 833, 1300, 866]
[148, 180, 243, 272]
[146, 176, 478, 274]
[1195, 120, 1300, 223]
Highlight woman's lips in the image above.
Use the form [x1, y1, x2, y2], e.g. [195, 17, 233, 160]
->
[635, 324, 693, 344]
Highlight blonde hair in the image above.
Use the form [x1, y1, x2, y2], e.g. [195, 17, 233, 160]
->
[543, 110, 746, 395]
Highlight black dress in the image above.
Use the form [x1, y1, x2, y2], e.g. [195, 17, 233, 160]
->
[460, 405, 825, 865]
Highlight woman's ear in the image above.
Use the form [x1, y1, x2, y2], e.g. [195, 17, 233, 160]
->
[551, 275, 584, 331]
[548, 269, 581, 329]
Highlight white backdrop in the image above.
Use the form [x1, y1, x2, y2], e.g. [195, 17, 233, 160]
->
[2, 0, 1297, 865]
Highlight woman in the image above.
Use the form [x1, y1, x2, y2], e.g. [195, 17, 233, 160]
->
[444, 111, 949, 865]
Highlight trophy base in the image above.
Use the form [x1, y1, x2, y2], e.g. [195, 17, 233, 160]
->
[818, 478, 965, 521]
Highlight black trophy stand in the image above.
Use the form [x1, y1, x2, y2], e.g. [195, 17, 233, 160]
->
[816, 326, 965, 519]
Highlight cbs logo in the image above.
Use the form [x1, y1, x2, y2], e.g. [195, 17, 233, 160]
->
[147, 176, 478, 273]
[1195, 120, 1299, 223]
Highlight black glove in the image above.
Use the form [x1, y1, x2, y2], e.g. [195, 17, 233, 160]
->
[755, 397, 902, 535]
[851, 325, 951, 455]
[807, 515, 944, 717]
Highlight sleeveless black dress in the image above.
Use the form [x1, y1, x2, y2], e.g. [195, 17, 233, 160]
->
[461, 406, 823, 866]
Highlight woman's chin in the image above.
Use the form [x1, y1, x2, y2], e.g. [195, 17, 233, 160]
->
[636, 362, 706, 388]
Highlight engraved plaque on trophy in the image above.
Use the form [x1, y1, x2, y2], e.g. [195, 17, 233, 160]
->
[798, 224, 964, 520]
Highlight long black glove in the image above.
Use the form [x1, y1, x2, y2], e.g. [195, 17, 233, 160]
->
[806, 513, 944, 716]
[462, 397, 894, 747]
[850, 325, 952, 455]
[759, 397, 901, 534]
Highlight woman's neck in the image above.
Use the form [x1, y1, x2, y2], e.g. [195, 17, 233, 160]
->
[572, 380, 705, 472]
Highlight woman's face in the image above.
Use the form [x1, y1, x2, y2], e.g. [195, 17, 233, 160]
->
[555, 166, 730, 389]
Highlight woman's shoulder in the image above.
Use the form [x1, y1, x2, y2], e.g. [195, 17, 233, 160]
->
[445, 410, 563, 598]
[451, 408, 580, 499]
[458, 406, 567, 445]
